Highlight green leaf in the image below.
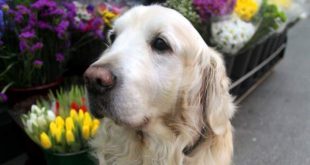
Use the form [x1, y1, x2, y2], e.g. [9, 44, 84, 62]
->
[0, 62, 16, 78]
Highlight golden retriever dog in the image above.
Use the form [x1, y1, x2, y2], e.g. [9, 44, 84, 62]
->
[84, 5, 235, 165]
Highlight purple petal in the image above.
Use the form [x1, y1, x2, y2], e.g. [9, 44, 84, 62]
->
[30, 42, 44, 52]
[0, 93, 8, 103]
[55, 20, 69, 38]
[33, 59, 43, 68]
[19, 30, 35, 39]
[55, 53, 64, 62]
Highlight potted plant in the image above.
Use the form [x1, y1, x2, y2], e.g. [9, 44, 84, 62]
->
[21, 85, 100, 165]
[0, 0, 117, 104]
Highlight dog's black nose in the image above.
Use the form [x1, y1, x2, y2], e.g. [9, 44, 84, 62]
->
[84, 65, 116, 92]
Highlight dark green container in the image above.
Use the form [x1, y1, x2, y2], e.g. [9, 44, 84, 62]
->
[44, 150, 98, 165]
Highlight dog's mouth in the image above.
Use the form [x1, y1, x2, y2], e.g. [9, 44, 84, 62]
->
[87, 91, 150, 129]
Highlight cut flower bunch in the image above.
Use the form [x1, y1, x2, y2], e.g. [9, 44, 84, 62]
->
[21, 85, 101, 153]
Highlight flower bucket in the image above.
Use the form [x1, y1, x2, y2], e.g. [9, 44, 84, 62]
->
[6, 77, 64, 106]
[44, 150, 97, 165]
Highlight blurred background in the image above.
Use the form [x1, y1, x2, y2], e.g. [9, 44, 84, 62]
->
[0, 0, 309, 165]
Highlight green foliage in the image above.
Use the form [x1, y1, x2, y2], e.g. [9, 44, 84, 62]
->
[37, 85, 86, 117]
[166, 0, 201, 27]
[241, 0, 287, 51]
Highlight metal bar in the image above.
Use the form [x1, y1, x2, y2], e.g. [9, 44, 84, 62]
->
[230, 44, 286, 89]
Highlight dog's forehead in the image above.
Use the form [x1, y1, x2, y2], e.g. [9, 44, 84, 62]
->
[114, 5, 189, 34]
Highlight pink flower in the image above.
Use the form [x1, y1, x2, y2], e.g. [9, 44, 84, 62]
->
[55, 53, 64, 62]
[33, 59, 43, 68]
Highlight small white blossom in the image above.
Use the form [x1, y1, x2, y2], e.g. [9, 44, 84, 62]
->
[212, 15, 256, 55]
[37, 116, 47, 127]
[31, 105, 41, 114]
[47, 110, 56, 122]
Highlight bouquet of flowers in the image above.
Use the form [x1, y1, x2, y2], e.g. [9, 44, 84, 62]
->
[0, 0, 120, 103]
[21, 85, 100, 153]
[166, 0, 291, 55]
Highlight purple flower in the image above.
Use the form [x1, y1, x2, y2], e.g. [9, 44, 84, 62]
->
[0, 0, 6, 6]
[63, 2, 76, 20]
[95, 28, 104, 39]
[55, 20, 69, 38]
[37, 21, 53, 30]
[9, 5, 31, 24]
[8, 10, 23, 23]
[19, 30, 35, 39]
[16, 5, 30, 15]
[19, 39, 29, 52]
[31, 0, 57, 10]
[193, 0, 236, 20]
[91, 17, 103, 29]
[0, 92, 8, 103]
[30, 42, 43, 52]
[87, 5, 95, 13]
[33, 59, 43, 68]
[55, 53, 64, 62]
[49, 8, 65, 16]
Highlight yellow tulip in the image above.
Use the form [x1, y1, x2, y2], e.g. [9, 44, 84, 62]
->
[49, 122, 57, 137]
[55, 116, 64, 128]
[78, 110, 84, 122]
[70, 109, 78, 121]
[65, 117, 75, 131]
[82, 125, 90, 140]
[55, 127, 63, 143]
[91, 123, 99, 137]
[40, 132, 52, 149]
[66, 130, 75, 144]
[84, 112, 92, 126]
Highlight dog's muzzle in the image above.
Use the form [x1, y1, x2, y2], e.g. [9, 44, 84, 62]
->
[83, 65, 117, 118]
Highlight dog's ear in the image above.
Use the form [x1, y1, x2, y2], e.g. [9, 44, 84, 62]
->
[201, 48, 235, 135]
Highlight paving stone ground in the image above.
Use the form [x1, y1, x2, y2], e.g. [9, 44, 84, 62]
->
[233, 18, 310, 165]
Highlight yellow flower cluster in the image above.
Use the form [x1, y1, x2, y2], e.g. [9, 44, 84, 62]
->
[234, 0, 259, 21]
[39, 109, 100, 151]
[97, 5, 119, 28]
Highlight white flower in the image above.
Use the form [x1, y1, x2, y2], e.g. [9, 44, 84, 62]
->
[78, 10, 92, 21]
[30, 113, 37, 121]
[26, 117, 38, 133]
[47, 110, 56, 122]
[74, 1, 92, 21]
[31, 105, 41, 114]
[37, 116, 47, 128]
[26, 119, 33, 133]
[212, 15, 256, 54]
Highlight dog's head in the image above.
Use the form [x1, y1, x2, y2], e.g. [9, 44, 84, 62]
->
[84, 5, 234, 135]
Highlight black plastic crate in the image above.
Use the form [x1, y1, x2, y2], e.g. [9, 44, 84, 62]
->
[224, 30, 288, 100]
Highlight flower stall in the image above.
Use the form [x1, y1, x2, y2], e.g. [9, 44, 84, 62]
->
[166, 0, 308, 102]
[0, 0, 308, 164]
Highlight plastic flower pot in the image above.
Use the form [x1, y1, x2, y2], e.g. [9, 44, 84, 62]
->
[6, 77, 64, 106]
[44, 149, 97, 165]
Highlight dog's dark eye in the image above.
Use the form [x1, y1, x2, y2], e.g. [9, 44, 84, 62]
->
[151, 37, 171, 52]
[108, 31, 116, 44]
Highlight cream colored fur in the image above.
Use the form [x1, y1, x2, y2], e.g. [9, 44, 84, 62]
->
[90, 5, 236, 165]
